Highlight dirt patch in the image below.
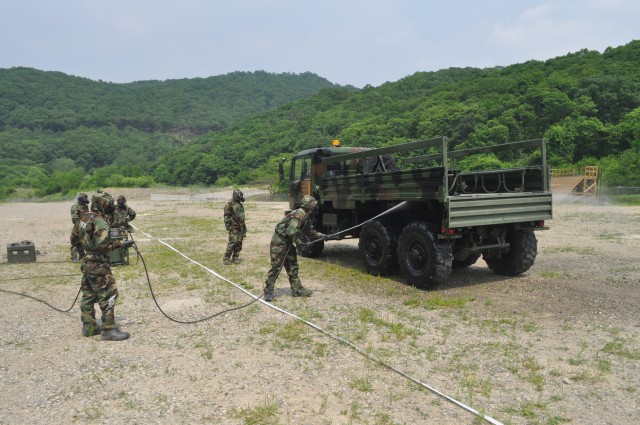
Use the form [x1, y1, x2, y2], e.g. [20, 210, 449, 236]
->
[1, 191, 639, 424]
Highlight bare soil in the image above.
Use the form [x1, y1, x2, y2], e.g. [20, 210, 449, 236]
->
[1, 188, 639, 425]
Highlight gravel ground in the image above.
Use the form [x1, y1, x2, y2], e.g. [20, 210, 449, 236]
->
[1, 189, 639, 425]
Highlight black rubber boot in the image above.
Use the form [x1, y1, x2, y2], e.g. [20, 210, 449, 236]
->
[264, 290, 274, 302]
[292, 287, 313, 297]
[291, 279, 312, 297]
[264, 279, 276, 301]
[101, 328, 130, 341]
[82, 323, 101, 337]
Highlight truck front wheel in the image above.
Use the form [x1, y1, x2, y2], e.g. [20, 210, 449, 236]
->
[359, 220, 398, 276]
[484, 227, 537, 276]
[398, 222, 452, 288]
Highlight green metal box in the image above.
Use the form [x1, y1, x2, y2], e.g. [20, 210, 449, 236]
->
[108, 227, 129, 266]
[7, 240, 36, 263]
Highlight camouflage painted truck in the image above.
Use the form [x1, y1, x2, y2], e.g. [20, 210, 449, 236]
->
[285, 136, 552, 288]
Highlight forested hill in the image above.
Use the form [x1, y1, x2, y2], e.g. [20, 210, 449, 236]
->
[1, 40, 639, 199]
[0, 68, 340, 134]
[0, 69, 344, 198]
[156, 40, 640, 188]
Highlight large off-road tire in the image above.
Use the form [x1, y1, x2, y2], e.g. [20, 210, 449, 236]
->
[397, 222, 452, 288]
[484, 227, 537, 276]
[452, 253, 481, 269]
[298, 235, 324, 258]
[358, 220, 398, 276]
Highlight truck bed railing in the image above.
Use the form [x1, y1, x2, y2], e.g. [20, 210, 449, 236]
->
[449, 166, 546, 195]
[322, 137, 550, 196]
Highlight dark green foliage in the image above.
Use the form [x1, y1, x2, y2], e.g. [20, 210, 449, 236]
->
[159, 41, 640, 188]
[0, 68, 338, 133]
[0, 69, 339, 198]
[1, 41, 639, 199]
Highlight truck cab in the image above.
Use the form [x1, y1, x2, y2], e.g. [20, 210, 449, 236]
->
[288, 141, 368, 210]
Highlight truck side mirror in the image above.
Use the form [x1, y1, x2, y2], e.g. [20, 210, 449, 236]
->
[278, 158, 287, 181]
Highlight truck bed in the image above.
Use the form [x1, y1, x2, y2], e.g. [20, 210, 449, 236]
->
[319, 137, 552, 227]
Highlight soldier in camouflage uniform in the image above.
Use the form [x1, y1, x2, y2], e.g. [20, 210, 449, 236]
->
[223, 189, 247, 265]
[263, 195, 327, 302]
[70, 193, 90, 261]
[112, 195, 136, 232]
[75, 191, 134, 341]
[91, 189, 115, 225]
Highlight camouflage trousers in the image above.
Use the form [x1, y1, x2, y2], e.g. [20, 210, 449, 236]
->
[80, 261, 119, 330]
[223, 231, 244, 260]
[264, 234, 303, 292]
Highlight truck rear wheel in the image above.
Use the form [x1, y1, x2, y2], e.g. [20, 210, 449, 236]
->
[358, 220, 398, 276]
[397, 222, 452, 288]
[484, 227, 537, 275]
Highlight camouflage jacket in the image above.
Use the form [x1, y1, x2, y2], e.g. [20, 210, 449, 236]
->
[70, 202, 89, 225]
[75, 212, 123, 259]
[113, 205, 136, 227]
[224, 201, 246, 233]
[274, 208, 321, 244]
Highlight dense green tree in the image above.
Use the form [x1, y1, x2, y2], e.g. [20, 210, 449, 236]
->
[1, 41, 640, 197]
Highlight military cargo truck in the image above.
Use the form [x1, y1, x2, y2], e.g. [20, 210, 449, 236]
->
[286, 136, 552, 288]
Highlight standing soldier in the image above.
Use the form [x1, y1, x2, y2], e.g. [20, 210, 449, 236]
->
[92, 189, 115, 225]
[263, 195, 327, 302]
[70, 193, 89, 261]
[113, 195, 136, 232]
[223, 189, 246, 265]
[75, 191, 134, 340]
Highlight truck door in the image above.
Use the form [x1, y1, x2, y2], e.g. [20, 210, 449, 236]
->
[289, 154, 312, 208]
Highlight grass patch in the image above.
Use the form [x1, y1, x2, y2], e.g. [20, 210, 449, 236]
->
[545, 246, 598, 255]
[602, 338, 640, 360]
[272, 320, 313, 350]
[598, 359, 612, 373]
[349, 376, 374, 392]
[195, 339, 213, 360]
[231, 397, 279, 425]
[258, 323, 278, 335]
[81, 405, 104, 421]
[569, 369, 604, 384]
[479, 317, 517, 334]
[460, 367, 493, 398]
[596, 231, 624, 241]
[403, 294, 473, 310]
[607, 194, 640, 206]
[568, 357, 587, 366]
[357, 307, 418, 341]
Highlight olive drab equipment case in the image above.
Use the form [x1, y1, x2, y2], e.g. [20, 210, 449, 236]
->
[7, 240, 36, 263]
[108, 227, 129, 266]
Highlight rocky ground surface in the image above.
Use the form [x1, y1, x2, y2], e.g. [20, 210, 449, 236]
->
[1, 188, 639, 425]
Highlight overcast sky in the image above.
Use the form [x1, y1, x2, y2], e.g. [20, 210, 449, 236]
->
[1, 0, 639, 88]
